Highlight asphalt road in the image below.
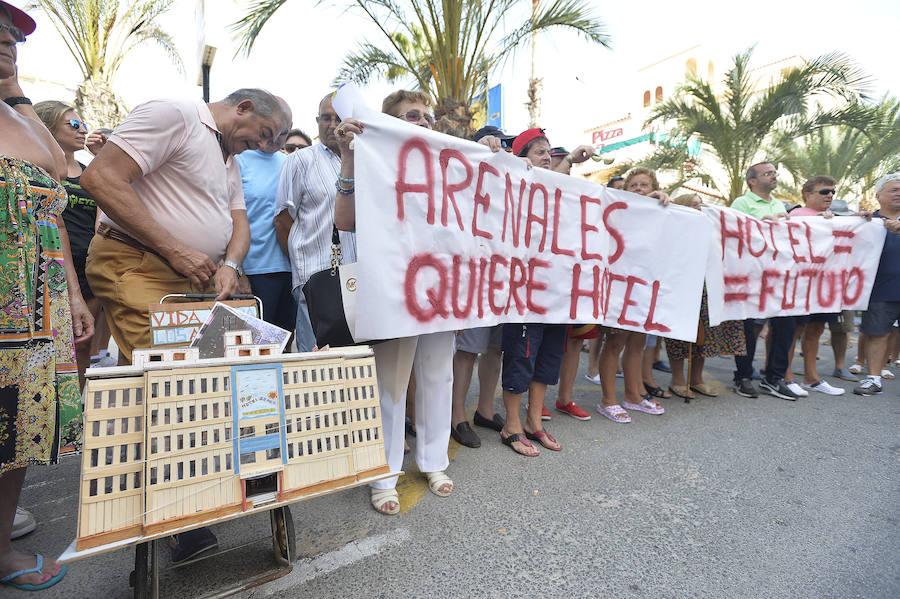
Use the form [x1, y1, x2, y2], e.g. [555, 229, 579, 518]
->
[12, 337, 900, 599]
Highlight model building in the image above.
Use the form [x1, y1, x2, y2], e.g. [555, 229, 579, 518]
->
[76, 333, 387, 550]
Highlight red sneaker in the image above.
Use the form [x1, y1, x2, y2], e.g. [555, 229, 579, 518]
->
[555, 400, 592, 421]
[541, 405, 551, 421]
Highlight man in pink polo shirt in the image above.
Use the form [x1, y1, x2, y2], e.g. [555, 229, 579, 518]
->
[82, 88, 289, 365]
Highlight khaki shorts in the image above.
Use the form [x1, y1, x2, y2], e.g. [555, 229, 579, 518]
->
[828, 309, 856, 334]
[85, 235, 212, 364]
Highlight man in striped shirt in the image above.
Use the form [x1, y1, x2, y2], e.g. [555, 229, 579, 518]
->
[274, 92, 357, 351]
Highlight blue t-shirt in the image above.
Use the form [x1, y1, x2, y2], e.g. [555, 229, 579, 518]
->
[236, 150, 291, 275]
[870, 210, 900, 302]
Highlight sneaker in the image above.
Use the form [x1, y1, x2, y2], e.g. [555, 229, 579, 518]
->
[97, 354, 117, 367]
[583, 373, 602, 385]
[555, 400, 591, 421]
[11, 506, 36, 539]
[804, 380, 845, 395]
[784, 381, 809, 397]
[651, 360, 671, 373]
[853, 378, 883, 396]
[760, 378, 801, 401]
[848, 363, 864, 375]
[615, 371, 624, 379]
[170, 527, 218, 564]
[734, 378, 759, 398]
[541, 405, 551, 421]
[831, 368, 858, 382]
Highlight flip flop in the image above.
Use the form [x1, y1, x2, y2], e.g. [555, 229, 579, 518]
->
[0, 554, 67, 591]
[500, 431, 539, 457]
[525, 429, 562, 451]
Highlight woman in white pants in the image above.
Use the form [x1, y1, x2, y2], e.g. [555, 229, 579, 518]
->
[332, 90, 464, 514]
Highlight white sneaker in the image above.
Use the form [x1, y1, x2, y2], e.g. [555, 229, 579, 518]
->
[804, 380, 845, 395]
[848, 363, 863, 375]
[11, 506, 36, 539]
[583, 374, 601, 385]
[784, 381, 809, 397]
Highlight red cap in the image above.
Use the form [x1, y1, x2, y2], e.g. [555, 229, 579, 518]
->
[512, 127, 547, 156]
[1, 2, 36, 36]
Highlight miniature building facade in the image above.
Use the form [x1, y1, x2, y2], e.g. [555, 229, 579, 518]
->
[77, 340, 388, 550]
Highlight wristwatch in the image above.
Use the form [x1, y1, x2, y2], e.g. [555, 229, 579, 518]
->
[223, 260, 244, 278]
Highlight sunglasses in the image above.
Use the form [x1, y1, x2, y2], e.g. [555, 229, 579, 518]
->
[0, 23, 25, 43]
[284, 143, 308, 153]
[397, 110, 435, 127]
[67, 119, 88, 131]
[816, 189, 836, 196]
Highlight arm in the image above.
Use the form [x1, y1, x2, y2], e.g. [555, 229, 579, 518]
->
[334, 119, 363, 231]
[214, 208, 250, 300]
[552, 145, 593, 175]
[80, 142, 216, 287]
[57, 218, 94, 343]
[274, 210, 293, 256]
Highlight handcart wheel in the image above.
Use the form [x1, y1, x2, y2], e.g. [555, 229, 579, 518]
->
[132, 542, 150, 599]
[271, 505, 296, 563]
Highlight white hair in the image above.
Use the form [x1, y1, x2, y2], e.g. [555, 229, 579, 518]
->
[875, 172, 900, 195]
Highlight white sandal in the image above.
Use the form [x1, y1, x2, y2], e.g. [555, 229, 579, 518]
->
[881, 369, 895, 380]
[370, 488, 400, 515]
[423, 471, 453, 497]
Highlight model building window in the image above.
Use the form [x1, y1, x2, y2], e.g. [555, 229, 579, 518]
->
[200, 378, 207, 393]
[134, 472, 141, 488]
[213, 428, 220, 443]
[366, 429, 372, 442]
[314, 414, 321, 429]
[212, 403, 219, 419]
[151, 437, 158, 454]
[176, 380, 183, 395]
[303, 393, 310, 408]
[225, 453, 232, 470]
[92, 391, 102, 410]
[307, 439, 313, 455]
[305, 416, 311, 430]
[164, 381, 171, 397]
[212, 377, 219, 392]
[150, 409, 158, 426]
[224, 401, 230, 417]
[285, 420, 292, 433]
[90, 448, 98, 467]
[122, 388, 130, 407]
[135, 416, 142, 431]
[104, 476, 113, 494]
[151, 382, 158, 398]
[284, 394, 290, 409]
[135, 387, 143, 405]
[134, 444, 141, 461]
[188, 379, 195, 394]
[316, 439, 323, 453]
[150, 467, 157, 485]
[201, 458, 208, 476]
[374, 428, 379, 440]
[92, 421, 100, 436]
[189, 432, 196, 448]
[354, 387, 359, 401]
[240, 453, 256, 465]
[331, 390, 337, 403]
[324, 414, 329, 427]
[283, 371, 288, 384]
[223, 376, 229, 390]
[89, 479, 98, 496]
[361, 386, 366, 399]
[164, 435, 171, 452]
[121, 417, 129, 434]
[107, 390, 117, 408]
[106, 419, 115, 435]
[177, 434, 183, 450]
[368, 385, 374, 397]
[297, 417, 304, 431]
[201, 404, 208, 420]
[189, 405, 196, 421]
[240, 426, 255, 439]
[120, 474, 127, 492]
[342, 412, 347, 425]
[287, 444, 294, 458]
[213, 455, 221, 472]
[177, 462, 184, 480]
[189, 460, 196, 477]
[164, 408, 170, 424]
[225, 427, 231, 441]
[367, 365, 373, 377]
[149, 354, 162, 362]
[120, 445, 128, 463]
[239, 349, 251, 356]
[266, 447, 280, 460]
[164, 464, 172, 482]
[176, 407, 183, 423]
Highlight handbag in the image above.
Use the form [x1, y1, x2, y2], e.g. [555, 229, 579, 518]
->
[302, 224, 357, 348]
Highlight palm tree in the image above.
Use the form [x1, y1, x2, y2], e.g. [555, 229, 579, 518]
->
[644, 47, 873, 204]
[233, 0, 610, 137]
[776, 96, 900, 208]
[28, 0, 182, 129]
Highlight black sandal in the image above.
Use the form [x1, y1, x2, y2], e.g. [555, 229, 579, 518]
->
[643, 383, 672, 399]
[500, 432, 538, 457]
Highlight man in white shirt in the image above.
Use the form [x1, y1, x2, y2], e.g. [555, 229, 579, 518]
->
[274, 92, 356, 351]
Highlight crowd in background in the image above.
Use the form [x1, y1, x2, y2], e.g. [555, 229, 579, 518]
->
[1, 1, 899, 590]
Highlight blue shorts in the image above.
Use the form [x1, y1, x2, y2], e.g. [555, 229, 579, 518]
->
[796, 313, 838, 324]
[860, 301, 900, 336]
[501, 324, 567, 394]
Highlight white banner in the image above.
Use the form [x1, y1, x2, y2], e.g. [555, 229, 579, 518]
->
[705, 206, 887, 325]
[337, 88, 711, 342]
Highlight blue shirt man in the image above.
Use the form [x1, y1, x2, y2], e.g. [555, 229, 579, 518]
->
[236, 149, 296, 334]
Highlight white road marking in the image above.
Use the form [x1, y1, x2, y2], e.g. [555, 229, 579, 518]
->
[242, 528, 410, 598]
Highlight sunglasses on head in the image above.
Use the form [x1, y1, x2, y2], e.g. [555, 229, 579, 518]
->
[397, 110, 435, 127]
[67, 119, 88, 131]
[817, 189, 836, 196]
[0, 23, 25, 43]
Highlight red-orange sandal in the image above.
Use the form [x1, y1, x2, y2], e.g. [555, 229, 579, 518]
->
[525, 429, 562, 451]
[500, 431, 539, 457]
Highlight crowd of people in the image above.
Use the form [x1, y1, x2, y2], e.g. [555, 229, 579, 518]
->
[1, 1, 898, 590]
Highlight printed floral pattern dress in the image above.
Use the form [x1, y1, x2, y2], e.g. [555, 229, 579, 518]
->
[0, 156, 79, 475]
[665, 288, 746, 360]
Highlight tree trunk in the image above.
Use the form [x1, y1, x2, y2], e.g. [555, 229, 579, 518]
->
[434, 97, 474, 139]
[75, 78, 129, 131]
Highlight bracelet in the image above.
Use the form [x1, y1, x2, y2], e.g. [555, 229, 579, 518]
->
[338, 175, 354, 184]
[335, 179, 355, 195]
[4, 96, 31, 107]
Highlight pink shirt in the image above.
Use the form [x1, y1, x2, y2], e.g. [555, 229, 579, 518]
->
[791, 207, 822, 216]
[102, 98, 245, 262]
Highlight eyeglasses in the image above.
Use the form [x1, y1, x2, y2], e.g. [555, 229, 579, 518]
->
[816, 189, 836, 196]
[0, 23, 25, 43]
[284, 143, 308, 153]
[396, 110, 435, 127]
[67, 119, 88, 131]
[316, 114, 340, 124]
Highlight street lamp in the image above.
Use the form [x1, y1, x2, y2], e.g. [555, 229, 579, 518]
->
[198, 44, 216, 103]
